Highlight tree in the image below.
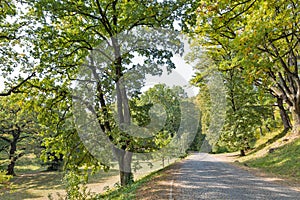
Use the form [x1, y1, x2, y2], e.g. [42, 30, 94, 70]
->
[130, 84, 183, 167]
[25, 0, 198, 186]
[188, 44, 274, 155]
[221, 69, 273, 156]
[188, 50, 227, 152]
[194, 0, 300, 134]
[0, 94, 39, 175]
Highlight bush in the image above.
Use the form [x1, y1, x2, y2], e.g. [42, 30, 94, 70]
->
[0, 170, 12, 194]
[63, 171, 95, 200]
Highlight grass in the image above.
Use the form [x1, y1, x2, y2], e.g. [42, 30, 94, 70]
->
[244, 137, 300, 181]
[0, 151, 177, 200]
[0, 153, 65, 200]
[2, 125, 298, 199]
[221, 127, 300, 185]
[95, 164, 169, 200]
[248, 128, 289, 155]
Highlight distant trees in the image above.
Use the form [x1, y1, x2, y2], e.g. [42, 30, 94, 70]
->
[0, 94, 40, 175]
[185, 0, 300, 155]
[191, 56, 274, 156]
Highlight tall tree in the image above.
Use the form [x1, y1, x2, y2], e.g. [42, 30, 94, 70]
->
[189, 46, 274, 155]
[221, 69, 273, 156]
[25, 0, 197, 186]
[194, 0, 300, 134]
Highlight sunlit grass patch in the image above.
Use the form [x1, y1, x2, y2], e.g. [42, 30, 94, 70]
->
[245, 138, 300, 180]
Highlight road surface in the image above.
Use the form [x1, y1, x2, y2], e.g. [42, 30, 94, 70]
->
[137, 153, 300, 200]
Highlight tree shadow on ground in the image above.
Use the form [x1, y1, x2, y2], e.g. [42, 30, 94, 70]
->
[136, 154, 300, 200]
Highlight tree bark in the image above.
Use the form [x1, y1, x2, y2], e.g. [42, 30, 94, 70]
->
[291, 107, 300, 135]
[115, 148, 133, 186]
[240, 149, 246, 157]
[277, 98, 292, 130]
[7, 138, 18, 176]
[115, 77, 133, 186]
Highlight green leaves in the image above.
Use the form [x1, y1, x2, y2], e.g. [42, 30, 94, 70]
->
[191, 0, 300, 135]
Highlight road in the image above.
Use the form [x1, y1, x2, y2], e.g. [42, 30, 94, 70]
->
[137, 153, 300, 200]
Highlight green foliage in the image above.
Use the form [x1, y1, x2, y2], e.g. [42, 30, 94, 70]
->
[189, 47, 274, 154]
[219, 69, 274, 154]
[0, 93, 41, 175]
[0, 170, 12, 191]
[22, 2, 195, 187]
[188, 128, 205, 152]
[0, 1, 35, 95]
[61, 171, 95, 200]
[95, 165, 169, 200]
[129, 84, 186, 161]
[193, 0, 300, 133]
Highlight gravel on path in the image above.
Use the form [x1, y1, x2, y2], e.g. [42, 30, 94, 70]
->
[136, 153, 300, 200]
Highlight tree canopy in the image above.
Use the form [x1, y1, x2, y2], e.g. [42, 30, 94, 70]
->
[193, 0, 300, 134]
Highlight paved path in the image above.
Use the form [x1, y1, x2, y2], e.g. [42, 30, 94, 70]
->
[137, 153, 300, 199]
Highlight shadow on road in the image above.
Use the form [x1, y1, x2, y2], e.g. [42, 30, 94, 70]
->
[137, 153, 300, 200]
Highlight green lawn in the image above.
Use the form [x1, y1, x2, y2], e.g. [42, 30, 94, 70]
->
[0, 153, 176, 200]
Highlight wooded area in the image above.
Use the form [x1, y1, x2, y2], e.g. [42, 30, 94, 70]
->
[0, 0, 299, 198]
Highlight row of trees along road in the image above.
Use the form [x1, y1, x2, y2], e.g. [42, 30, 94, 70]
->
[1, 0, 299, 189]
[192, 0, 300, 134]
[187, 0, 300, 155]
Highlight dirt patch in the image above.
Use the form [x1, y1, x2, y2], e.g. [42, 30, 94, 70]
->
[135, 162, 183, 200]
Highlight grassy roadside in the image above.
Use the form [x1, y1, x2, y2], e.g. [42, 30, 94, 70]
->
[95, 163, 174, 200]
[0, 153, 177, 200]
[243, 137, 300, 183]
[222, 128, 300, 187]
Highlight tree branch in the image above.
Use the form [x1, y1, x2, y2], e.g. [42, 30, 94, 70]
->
[0, 72, 36, 96]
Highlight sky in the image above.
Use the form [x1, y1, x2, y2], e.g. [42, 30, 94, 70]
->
[0, 60, 198, 96]
[0, 39, 198, 96]
[0, 23, 199, 97]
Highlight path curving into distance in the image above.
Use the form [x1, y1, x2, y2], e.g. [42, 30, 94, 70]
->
[137, 153, 300, 200]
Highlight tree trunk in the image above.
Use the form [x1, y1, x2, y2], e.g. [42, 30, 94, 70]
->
[240, 149, 246, 156]
[113, 37, 134, 186]
[277, 98, 292, 130]
[115, 148, 133, 186]
[7, 139, 17, 176]
[7, 158, 16, 176]
[291, 108, 300, 135]
[259, 126, 263, 136]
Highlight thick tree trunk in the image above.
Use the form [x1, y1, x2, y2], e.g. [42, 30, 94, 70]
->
[113, 37, 134, 186]
[114, 148, 133, 186]
[7, 139, 17, 176]
[291, 108, 300, 135]
[7, 158, 16, 176]
[120, 171, 133, 186]
[277, 98, 292, 130]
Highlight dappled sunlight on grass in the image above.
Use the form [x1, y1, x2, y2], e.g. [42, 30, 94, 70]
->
[245, 138, 300, 180]
[15, 165, 42, 172]
[0, 155, 177, 200]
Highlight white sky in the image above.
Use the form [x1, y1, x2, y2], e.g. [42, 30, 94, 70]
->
[0, 59, 198, 95]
